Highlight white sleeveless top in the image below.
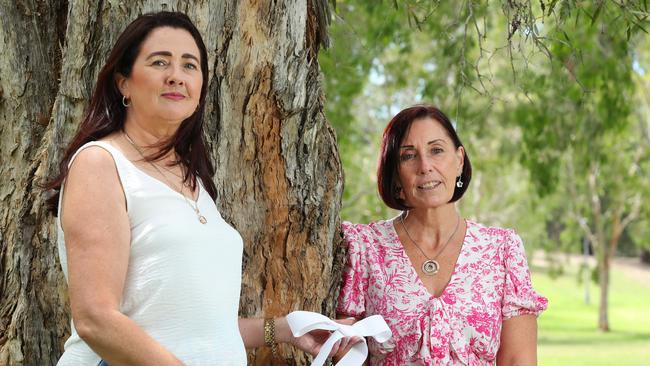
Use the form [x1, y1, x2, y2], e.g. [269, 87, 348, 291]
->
[56, 141, 247, 365]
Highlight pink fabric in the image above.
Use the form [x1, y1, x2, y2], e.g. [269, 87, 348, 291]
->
[336, 219, 548, 366]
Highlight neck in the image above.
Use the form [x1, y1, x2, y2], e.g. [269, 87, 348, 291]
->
[122, 116, 180, 160]
[123, 111, 180, 145]
[402, 204, 460, 248]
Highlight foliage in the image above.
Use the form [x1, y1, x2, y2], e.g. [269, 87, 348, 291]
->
[322, 0, 650, 248]
[321, 0, 650, 330]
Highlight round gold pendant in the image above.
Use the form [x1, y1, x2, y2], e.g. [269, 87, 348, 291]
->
[198, 215, 207, 224]
[422, 260, 439, 275]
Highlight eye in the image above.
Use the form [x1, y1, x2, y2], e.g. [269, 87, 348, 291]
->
[151, 59, 167, 66]
[184, 62, 198, 70]
[400, 153, 416, 161]
[431, 147, 444, 154]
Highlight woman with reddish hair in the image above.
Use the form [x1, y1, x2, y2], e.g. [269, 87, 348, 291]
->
[335, 105, 547, 365]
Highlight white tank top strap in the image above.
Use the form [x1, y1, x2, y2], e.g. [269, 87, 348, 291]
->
[57, 140, 133, 220]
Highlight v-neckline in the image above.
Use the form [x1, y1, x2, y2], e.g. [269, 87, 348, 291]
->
[389, 218, 469, 300]
[105, 141, 202, 203]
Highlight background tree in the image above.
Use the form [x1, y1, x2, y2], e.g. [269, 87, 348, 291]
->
[321, 0, 650, 333]
[510, 1, 647, 331]
[0, 1, 341, 365]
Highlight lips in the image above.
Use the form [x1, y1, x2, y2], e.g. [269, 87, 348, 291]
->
[161, 92, 186, 100]
[417, 181, 441, 190]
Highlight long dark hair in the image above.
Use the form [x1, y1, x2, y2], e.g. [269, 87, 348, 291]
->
[377, 105, 472, 210]
[45, 11, 216, 214]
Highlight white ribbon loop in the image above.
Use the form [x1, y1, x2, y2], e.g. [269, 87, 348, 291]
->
[286, 311, 392, 366]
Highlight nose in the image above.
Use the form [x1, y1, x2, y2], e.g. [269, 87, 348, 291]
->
[417, 154, 433, 175]
[166, 64, 185, 86]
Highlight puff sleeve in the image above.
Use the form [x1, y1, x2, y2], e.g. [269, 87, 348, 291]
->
[336, 222, 370, 318]
[501, 230, 548, 320]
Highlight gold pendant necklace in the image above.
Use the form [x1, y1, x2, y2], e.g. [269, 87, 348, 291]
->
[123, 131, 207, 224]
[400, 212, 460, 276]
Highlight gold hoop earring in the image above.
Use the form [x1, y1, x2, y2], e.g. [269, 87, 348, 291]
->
[122, 96, 131, 107]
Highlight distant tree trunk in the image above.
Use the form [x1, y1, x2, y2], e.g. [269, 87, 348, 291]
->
[0, 1, 343, 365]
[597, 244, 611, 332]
[577, 165, 641, 332]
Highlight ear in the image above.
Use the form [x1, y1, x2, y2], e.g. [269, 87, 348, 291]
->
[115, 73, 129, 98]
[455, 146, 465, 175]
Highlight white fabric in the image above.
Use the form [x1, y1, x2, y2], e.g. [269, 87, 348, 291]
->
[286, 311, 392, 366]
[56, 141, 246, 366]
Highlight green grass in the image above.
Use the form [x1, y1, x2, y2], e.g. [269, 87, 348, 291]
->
[533, 263, 650, 365]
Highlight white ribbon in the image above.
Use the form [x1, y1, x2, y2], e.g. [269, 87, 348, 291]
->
[286, 311, 392, 366]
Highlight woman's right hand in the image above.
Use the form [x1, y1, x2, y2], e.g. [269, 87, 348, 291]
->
[331, 318, 364, 363]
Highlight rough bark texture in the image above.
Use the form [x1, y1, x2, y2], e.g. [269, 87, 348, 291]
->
[0, 1, 71, 364]
[0, 1, 343, 365]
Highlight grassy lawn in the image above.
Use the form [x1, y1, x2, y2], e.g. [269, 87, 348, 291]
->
[533, 262, 650, 365]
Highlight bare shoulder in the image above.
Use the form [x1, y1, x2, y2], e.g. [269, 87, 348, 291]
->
[69, 144, 116, 172]
[64, 144, 124, 206]
[61, 144, 127, 230]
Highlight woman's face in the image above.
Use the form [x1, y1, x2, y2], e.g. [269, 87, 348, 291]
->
[118, 26, 203, 128]
[397, 117, 464, 209]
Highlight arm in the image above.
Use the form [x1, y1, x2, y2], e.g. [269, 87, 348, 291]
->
[61, 147, 184, 366]
[238, 318, 270, 348]
[239, 317, 305, 349]
[496, 314, 538, 366]
[497, 230, 547, 366]
[239, 317, 357, 356]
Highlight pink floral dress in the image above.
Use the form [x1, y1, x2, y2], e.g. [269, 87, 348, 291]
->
[336, 218, 548, 365]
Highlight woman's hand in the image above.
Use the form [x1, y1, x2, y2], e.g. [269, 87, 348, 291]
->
[330, 318, 364, 363]
[275, 317, 362, 357]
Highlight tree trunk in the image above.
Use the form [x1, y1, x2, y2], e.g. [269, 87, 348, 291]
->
[598, 247, 610, 332]
[0, 1, 71, 364]
[0, 1, 342, 365]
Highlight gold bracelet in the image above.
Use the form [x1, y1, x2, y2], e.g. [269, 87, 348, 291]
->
[263, 317, 279, 358]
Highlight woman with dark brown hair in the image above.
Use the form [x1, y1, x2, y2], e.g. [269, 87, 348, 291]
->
[48, 11, 344, 365]
[335, 105, 547, 365]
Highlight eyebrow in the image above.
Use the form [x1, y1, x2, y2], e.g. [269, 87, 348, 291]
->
[145, 51, 200, 63]
[400, 139, 446, 149]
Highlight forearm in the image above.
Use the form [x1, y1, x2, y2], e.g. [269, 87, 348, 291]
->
[75, 309, 185, 366]
[238, 317, 293, 349]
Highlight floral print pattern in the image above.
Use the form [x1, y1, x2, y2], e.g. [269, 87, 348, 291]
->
[336, 219, 548, 365]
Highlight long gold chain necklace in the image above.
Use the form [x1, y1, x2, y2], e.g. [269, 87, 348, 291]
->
[123, 131, 207, 224]
[400, 212, 460, 275]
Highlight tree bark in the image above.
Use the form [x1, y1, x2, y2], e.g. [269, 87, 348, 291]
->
[0, 1, 70, 364]
[0, 1, 342, 365]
